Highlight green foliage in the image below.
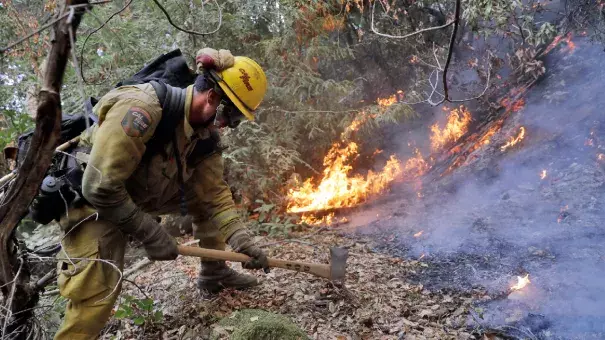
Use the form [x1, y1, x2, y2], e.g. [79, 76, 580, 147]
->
[0, 0, 561, 212]
[114, 295, 163, 327]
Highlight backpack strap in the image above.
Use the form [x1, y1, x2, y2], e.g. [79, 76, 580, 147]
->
[147, 80, 189, 216]
[144, 81, 187, 159]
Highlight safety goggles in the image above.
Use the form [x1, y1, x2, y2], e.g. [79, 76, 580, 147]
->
[216, 99, 246, 128]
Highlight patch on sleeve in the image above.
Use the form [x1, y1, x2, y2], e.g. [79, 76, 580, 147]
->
[121, 107, 152, 137]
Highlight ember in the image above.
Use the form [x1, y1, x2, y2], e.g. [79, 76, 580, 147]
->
[413, 230, 424, 238]
[540, 170, 547, 180]
[598, 153, 605, 162]
[510, 274, 531, 291]
[500, 126, 526, 152]
[430, 106, 473, 151]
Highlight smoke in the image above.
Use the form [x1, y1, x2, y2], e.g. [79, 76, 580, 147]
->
[352, 37, 605, 338]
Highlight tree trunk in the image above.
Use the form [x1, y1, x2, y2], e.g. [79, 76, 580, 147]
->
[0, 0, 88, 337]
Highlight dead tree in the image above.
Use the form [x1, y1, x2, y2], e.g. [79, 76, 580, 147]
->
[0, 0, 89, 337]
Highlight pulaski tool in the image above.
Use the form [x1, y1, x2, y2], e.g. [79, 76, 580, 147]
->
[177, 245, 348, 281]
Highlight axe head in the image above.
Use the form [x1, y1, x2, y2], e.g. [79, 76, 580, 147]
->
[329, 247, 348, 281]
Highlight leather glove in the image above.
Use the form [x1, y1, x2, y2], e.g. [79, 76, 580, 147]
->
[227, 229, 270, 272]
[195, 48, 235, 73]
[131, 214, 179, 261]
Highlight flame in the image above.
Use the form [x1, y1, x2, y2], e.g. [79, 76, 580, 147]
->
[418, 253, 425, 260]
[510, 274, 531, 291]
[413, 230, 424, 238]
[287, 142, 404, 213]
[500, 127, 526, 152]
[540, 170, 547, 180]
[430, 106, 473, 151]
[377, 90, 404, 107]
[598, 153, 605, 162]
[300, 213, 348, 226]
[410, 55, 419, 64]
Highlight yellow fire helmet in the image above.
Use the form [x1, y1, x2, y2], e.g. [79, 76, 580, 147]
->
[210, 56, 267, 121]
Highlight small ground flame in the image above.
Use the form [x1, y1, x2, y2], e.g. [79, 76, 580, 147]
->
[300, 213, 348, 226]
[413, 230, 424, 238]
[500, 127, 526, 152]
[540, 170, 547, 180]
[598, 153, 605, 162]
[510, 274, 531, 291]
[430, 106, 473, 151]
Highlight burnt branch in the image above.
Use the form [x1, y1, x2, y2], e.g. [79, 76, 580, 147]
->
[0, 1, 89, 337]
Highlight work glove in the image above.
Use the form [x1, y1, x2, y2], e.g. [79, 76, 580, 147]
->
[130, 214, 179, 261]
[227, 229, 270, 273]
[195, 48, 235, 73]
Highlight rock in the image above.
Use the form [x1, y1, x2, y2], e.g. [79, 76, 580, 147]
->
[211, 309, 308, 340]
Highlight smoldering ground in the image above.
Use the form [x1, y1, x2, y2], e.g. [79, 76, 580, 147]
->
[349, 37, 605, 339]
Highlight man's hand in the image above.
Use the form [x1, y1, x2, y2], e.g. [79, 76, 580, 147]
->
[134, 214, 179, 261]
[227, 229, 269, 272]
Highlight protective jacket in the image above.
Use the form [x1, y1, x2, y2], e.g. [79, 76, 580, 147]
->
[79, 83, 244, 241]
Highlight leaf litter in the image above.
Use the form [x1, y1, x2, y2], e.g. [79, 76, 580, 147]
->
[102, 228, 483, 339]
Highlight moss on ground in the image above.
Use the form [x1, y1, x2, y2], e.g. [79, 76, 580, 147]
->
[212, 309, 308, 340]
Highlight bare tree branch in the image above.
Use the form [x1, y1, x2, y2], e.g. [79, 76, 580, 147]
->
[0, 1, 111, 54]
[440, 0, 462, 104]
[0, 1, 89, 336]
[152, 0, 222, 36]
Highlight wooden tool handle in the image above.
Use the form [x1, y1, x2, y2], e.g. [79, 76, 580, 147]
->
[177, 245, 331, 279]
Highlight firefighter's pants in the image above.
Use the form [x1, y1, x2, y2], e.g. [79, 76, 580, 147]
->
[54, 203, 225, 339]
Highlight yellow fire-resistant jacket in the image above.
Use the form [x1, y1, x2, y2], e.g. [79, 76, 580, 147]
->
[78, 83, 244, 240]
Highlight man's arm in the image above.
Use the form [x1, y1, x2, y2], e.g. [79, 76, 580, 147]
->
[81, 96, 178, 261]
[193, 152, 269, 271]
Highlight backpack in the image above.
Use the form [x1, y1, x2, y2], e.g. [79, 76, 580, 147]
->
[7, 49, 218, 224]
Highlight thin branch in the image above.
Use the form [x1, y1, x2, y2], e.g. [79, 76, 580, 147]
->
[0, 13, 70, 54]
[370, 0, 455, 39]
[0, 2, 110, 54]
[440, 0, 462, 104]
[79, 0, 135, 85]
[152, 0, 222, 36]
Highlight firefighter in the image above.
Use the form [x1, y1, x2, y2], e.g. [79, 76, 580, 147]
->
[54, 48, 268, 339]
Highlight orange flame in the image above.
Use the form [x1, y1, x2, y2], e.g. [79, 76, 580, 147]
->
[540, 170, 547, 180]
[287, 142, 404, 213]
[500, 127, 526, 152]
[410, 55, 419, 64]
[300, 213, 348, 226]
[430, 106, 473, 151]
[598, 153, 605, 162]
[377, 90, 404, 107]
[510, 274, 531, 291]
[413, 230, 424, 238]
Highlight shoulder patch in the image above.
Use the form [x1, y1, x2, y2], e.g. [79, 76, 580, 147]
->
[121, 107, 152, 137]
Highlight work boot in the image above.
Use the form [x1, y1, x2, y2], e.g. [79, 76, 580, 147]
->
[197, 261, 259, 298]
